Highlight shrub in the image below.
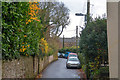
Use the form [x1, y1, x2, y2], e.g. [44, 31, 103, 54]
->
[46, 37, 60, 57]
[58, 46, 79, 53]
[79, 17, 108, 78]
[2, 2, 30, 60]
[39, 38, 48, 55]
[2, 2, 43, 60]
[78, 53, 85, 66]
[90, 66, 109, 79]
[99, 66, 109, 78]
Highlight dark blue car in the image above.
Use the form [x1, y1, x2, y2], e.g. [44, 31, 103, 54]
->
[64, 52, 71, 59]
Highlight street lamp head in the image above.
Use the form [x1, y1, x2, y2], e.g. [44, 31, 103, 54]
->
[75, 13, 85, 16]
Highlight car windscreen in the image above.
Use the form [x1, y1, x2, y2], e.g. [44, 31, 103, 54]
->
[68, 58, 79, 61]
[69, 55, 77, 57]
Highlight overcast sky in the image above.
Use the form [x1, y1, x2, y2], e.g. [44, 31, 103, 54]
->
[58, 0, 107, 38]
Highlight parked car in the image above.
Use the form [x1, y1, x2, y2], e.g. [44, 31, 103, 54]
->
[66, 57, 81, 69]
[67, 53, 78, 59]
[64, 52, 71, 59]
[58, 53, 64, 58]
[62, 53, 65, 58]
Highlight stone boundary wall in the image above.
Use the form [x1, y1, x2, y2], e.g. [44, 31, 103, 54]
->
[2, 55, 57, 78]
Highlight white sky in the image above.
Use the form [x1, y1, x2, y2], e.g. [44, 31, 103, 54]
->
[59, 0, 107, 38]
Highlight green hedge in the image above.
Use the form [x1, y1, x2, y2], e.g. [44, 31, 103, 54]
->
[2, 2, 43, 60]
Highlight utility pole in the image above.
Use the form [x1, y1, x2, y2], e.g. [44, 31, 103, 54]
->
[76, 26, 78, 53]
[86, 0, 90, 79]
[63, 35, 64, 48]
[75, 0, 90, 79]
[87, 0, 90, 25]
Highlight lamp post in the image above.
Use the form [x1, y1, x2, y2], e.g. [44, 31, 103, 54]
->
[75, 0, 90, 79]
[75, 13, 87, 35]
[75, 13, 89, 79]
[75, 13, 86, 55]
[75, 13, 87, 22]
[76, 26, 78, 54]
[75, 11, 90, 80]
[75, 13, 90, 79]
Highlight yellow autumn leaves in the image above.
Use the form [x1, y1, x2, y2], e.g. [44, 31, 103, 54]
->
[20, 38, 49, 56]
[24, 35, 27, 37]
[20, 2, 49, 56]
[26, 2, 40, 24]
[90, 55, 100, 71]
[39, 38, 48, 54]
[20, 42, 30, 53]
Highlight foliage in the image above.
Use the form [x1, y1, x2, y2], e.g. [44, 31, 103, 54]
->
[58, 48, 66, 53]
[79, 16, 108, 78]
[2, 2, 70, 60]
[2, 2, 43, 60]
[26, 2, 40, 24]
[90, 66, 109, 79]
[78, 53, 85, 66]
[79, 17, 108, 62]
[47, 37, 60, 56]
[99, 66, 109, 74]
[2, 2, 30, 60]
[82, 64, 86, 74]
[39, 38, 48, 55]
[58, 46, 79, 53]
[99, 66, 109, 79]
[47, 47, 54, 56]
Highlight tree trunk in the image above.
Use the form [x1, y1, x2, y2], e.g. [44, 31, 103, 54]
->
[58, 26, 64, 37]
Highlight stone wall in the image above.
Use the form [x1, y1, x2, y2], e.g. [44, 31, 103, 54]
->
[2, 55, 57, 78]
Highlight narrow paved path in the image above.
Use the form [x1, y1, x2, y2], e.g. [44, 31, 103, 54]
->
[42, 58, 81, 78]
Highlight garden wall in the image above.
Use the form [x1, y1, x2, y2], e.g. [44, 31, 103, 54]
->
[2, 55, 57, 78]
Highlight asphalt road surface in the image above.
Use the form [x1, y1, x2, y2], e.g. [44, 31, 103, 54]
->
[41, 58, 81, 78]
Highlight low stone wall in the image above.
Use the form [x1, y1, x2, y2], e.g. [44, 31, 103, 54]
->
[2, 55, 57, 78]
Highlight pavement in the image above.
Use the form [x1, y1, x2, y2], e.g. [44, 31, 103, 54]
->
[41, 58, 82, 78]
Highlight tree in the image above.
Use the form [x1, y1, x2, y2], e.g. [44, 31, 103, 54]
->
[39, 2, 70, 37]
[79, 16, 108, 78]
[80, 16, 108, 62]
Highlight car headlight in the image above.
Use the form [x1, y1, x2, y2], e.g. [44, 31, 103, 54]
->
[67, 63, 71, 65]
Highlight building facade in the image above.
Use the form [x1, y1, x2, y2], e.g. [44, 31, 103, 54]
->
[59, 37, 79, 48]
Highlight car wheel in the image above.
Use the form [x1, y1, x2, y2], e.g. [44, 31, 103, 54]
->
[67, 67, 69, 69]
[66, 65, 69, 69]
[78, 66, 81, 69]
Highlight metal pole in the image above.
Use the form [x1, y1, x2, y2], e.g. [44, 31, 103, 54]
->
[63, 35, 64, 48]
[76, 26, 78, 54]
[86, 0, 90, 79]
[87, 0, 90, 25]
